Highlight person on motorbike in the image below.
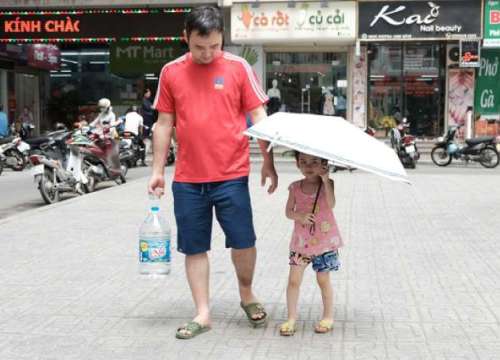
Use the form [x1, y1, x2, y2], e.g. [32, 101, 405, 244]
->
[124, 105, 146, 166]
[90, 98, 120, 130]
[89, 98, 122, 173]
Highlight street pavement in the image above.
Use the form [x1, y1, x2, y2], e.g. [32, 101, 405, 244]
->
[1, 162, 500, 359]
[0, 165, 152, 220]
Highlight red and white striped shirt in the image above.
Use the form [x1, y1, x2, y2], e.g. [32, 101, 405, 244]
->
[153, 51, 268, 183]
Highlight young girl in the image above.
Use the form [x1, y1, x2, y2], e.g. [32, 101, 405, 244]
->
[280, 152, 343, 336]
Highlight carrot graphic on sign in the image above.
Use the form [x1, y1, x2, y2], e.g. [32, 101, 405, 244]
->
[238, 4, 254, 29]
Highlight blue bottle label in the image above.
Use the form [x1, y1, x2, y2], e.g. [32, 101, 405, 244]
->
[139, 238, 171, 263]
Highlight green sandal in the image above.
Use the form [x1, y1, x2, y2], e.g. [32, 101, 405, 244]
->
[175, 321, 211, 339]
[240, 302, 267, 327]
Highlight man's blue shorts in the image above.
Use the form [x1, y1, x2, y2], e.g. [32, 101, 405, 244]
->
[172, 176, 256, 255]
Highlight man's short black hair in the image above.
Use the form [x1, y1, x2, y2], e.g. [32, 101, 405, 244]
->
[185, 5, 224, 39]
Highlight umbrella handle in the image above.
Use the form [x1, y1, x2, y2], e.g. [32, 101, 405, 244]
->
[309, 181, 322, 235]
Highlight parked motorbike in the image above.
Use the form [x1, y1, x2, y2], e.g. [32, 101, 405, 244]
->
[431, 125, 499, 168]
[29, 136, 90, 204]
[0, 136, 28, 171]
[390, 119, 420, 169]
[119, 131, 146, 167]
[25, 130, 72, 162]
[78, 127, 127, 193]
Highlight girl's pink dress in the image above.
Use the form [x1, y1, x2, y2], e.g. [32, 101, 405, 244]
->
[289, 180, 343, 256]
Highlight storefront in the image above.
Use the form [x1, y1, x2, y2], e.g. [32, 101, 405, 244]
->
[358, 0, 482, 138]
[230, 1, 356, 120]
[0, 7, 190, 129]
[475, 0, 500, 137]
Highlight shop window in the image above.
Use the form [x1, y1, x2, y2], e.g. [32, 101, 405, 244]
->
[368, 43, 445, 137]
[265, 52, 347, 117]
[49, 48, 147, 126]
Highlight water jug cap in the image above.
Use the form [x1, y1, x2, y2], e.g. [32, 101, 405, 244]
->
[151, 206, 160, 212]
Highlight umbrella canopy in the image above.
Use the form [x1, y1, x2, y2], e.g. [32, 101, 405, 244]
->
[245, 112, 410, 184]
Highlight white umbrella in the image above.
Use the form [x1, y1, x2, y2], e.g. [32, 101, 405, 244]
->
[245, 112, 410, 184]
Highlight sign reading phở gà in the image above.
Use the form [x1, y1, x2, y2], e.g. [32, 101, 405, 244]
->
[231, 1, 356, 44]
[110, 42, 187, 76]
[485, 0, 500, 48]
[474, 50, 500, 119]
[0, 9, 186, 41]
[359, 1, 481, 40]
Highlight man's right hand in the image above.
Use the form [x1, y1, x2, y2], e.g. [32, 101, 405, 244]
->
[148, 174, 165, 196]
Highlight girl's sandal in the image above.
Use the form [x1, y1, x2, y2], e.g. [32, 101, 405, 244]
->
[314, 319, 334, 334]
[279, 321, 296, 336]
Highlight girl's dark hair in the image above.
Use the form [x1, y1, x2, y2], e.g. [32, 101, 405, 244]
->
[185, 6, 224, 39]
[294, 151, 328, 165]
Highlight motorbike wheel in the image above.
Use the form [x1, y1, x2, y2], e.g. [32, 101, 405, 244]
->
[39, 169, 60, 204]
[431, 146, 452, 167]
[81, 162, 96, 193]
[5, 148, 25, 171]
[0, 160, 4, 175]
[120, 162, 128, 178]
[479, 146, 500, 168]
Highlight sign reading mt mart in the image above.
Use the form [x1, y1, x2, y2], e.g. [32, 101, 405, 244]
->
[231, 1, 356, 44]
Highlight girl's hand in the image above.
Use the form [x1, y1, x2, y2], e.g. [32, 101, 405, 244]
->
[317, 164, 330, 183]
[298, 213, 315, 225]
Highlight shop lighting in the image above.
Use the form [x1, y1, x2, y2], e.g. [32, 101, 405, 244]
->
[62, 51, 109, 56]
[370, 75, 385, 78]
[0, 37, 184, 44]
[89, 61, 110, 64]
[49, 74, 71, 77]
[61, 58, 78, 64]
[0, 8, 190, 16]
[60, 70, 72, 73]
[421, 75, 438, 78]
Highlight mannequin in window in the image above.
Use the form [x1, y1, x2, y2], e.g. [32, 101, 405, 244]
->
[267, 79, 281, 115]
[322, 89, 335, 116]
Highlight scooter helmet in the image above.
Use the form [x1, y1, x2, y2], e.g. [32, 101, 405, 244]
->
[97, 98, 111, 113]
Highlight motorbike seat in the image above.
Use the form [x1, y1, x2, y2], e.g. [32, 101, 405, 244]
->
[0, 136, 15, 145]
[465, 136, 495, 146]
[25, 136, 51, 147]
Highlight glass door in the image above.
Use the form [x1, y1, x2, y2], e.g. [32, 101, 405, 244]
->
[403, 43, 443, 137]
[265, 52, 347, 116]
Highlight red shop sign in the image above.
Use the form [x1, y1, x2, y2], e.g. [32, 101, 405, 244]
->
[27, 44, 60, 70]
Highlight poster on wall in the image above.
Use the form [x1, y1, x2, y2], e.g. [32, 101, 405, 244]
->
[448, 69, 475, 134]
[459, 40, 480, 68]
[351, 46, 367, 128]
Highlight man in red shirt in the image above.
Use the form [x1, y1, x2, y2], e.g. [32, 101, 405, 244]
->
[148, 6, 278, 339]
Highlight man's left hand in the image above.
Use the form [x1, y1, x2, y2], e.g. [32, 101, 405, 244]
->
[261, 162, 278, 194]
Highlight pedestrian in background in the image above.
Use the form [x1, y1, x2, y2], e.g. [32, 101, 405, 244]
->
[0, 105, 9, 137]
[141, 89, 154, 138]
[280, 151, 343, 336]
[148, 5, 277, 339]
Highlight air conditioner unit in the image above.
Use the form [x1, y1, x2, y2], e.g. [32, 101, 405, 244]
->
[447, 44, 460, 68]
